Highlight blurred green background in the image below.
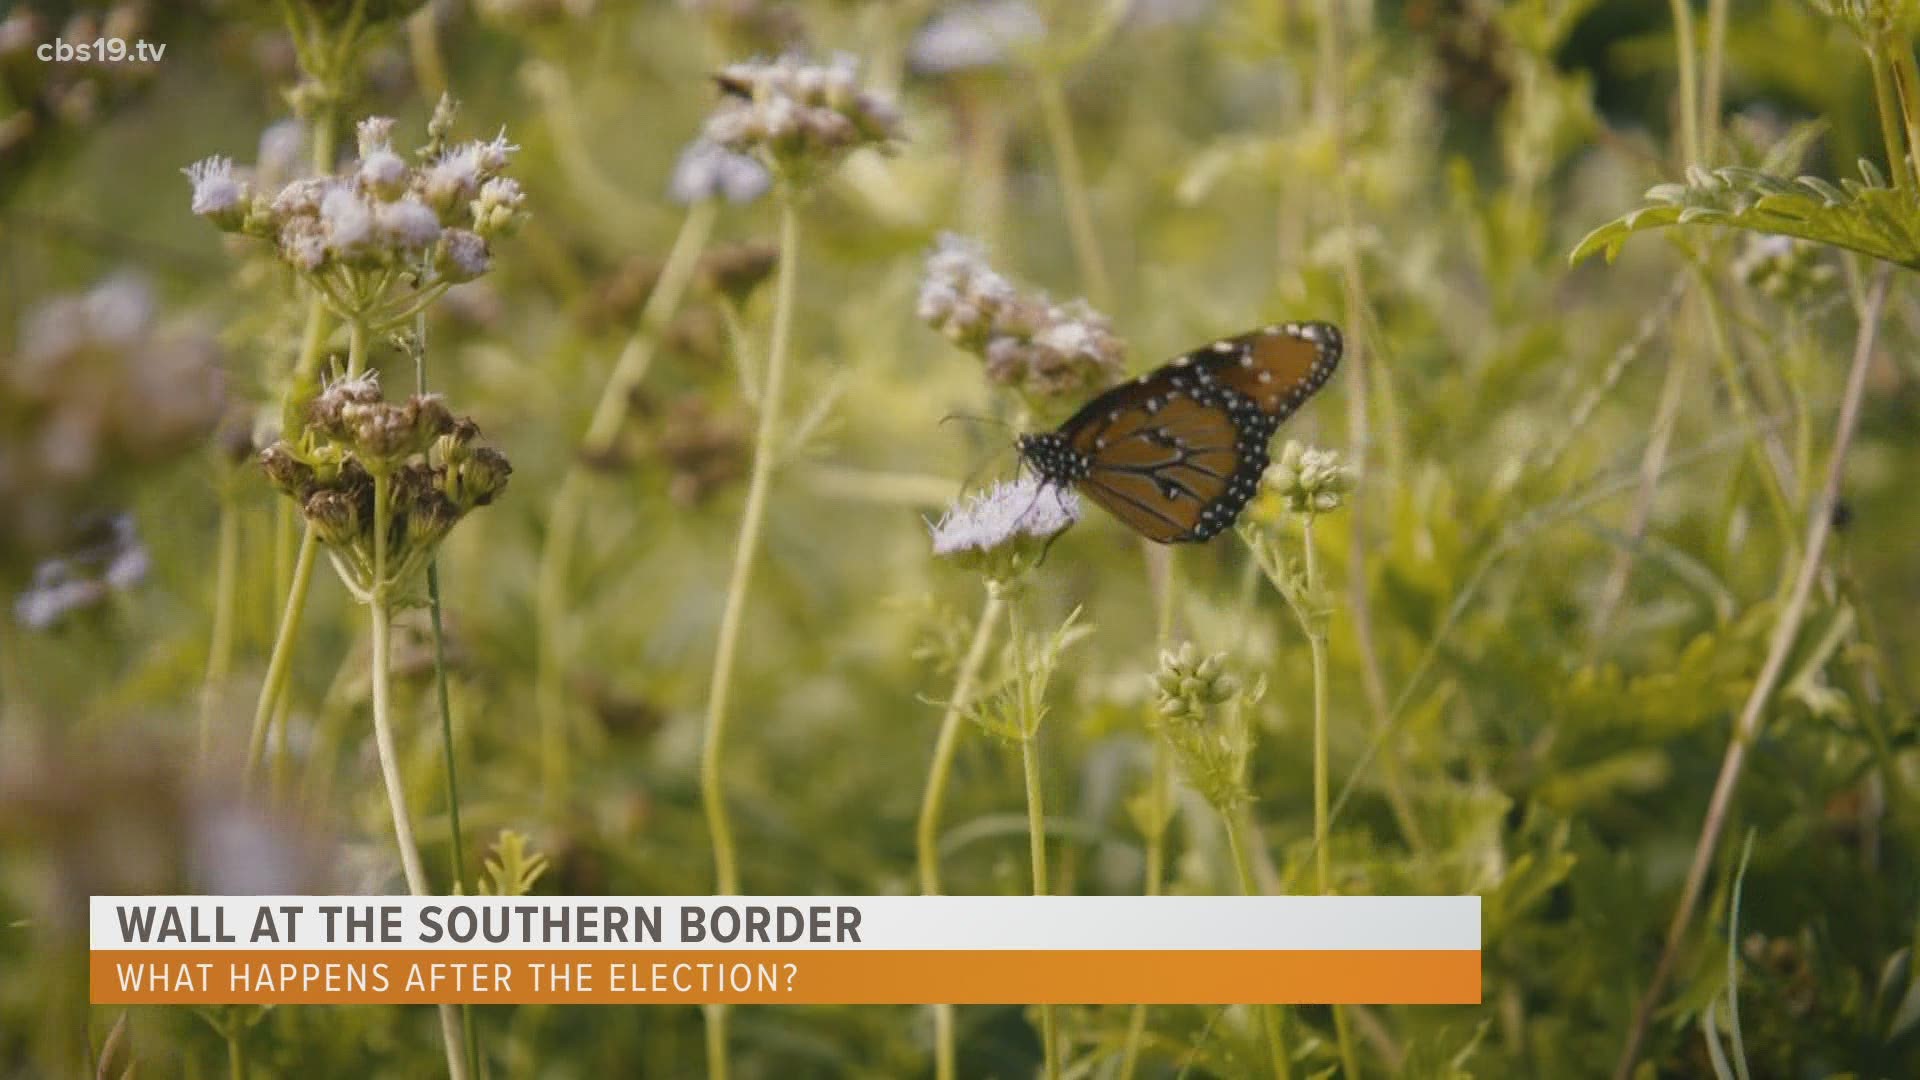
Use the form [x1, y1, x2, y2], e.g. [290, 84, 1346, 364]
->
[3, 0, 1919, 1076]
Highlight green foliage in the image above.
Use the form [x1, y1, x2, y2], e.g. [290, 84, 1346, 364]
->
[1571, 161, 1920, 269]
[477, 831, 550, 898]
[3, 0, 1920, 1077]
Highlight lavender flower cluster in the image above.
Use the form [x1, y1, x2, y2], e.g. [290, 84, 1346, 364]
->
[704, 53, 903, 178]
[184, 113, 525, 286]
[917, 233, 1126, 399]
[928, 474, 1080, 571]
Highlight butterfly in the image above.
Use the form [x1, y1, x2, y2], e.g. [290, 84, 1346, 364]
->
[1017, 322, 1342, 544]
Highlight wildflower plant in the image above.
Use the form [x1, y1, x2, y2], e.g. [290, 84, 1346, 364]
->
[182, 96, 522, 1080]
[705, 53, 904, 184]
[917, 232, 1126, 405]
[927, 475, 1081, 581]
[259, 373, 510, 606]
[185, 107, 524, 339]
[689, 49, 902, 1080]
[14, 2, 1920, 1078]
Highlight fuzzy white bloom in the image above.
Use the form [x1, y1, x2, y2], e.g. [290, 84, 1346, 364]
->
[668, 136, 772, 205]
[473, 131, 519, 173]
[319, 185, 375, 256]
[435, 228, 491, 282]
[283, 225, 327, 271]
[472, 176, 527, 236]
[358, 148, 409, 199]
[705, 52, 902, 175]
[422, 149, 483, 216]
[183, 156, 246, 227]
[916, 232, 1014, 329]
[356, 116, 397, 157]
[376, 198, 443, 250]
[929, 475, 1081, 558]
[908, 0, 1044, 75]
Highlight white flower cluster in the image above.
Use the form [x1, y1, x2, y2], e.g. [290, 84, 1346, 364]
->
[1263, 440, 1351, 515]
[917, 233, 1125, 399]
[183, 115, 526, 284]
[928, 475, 1081, 559]
[13, 514, 149, 630]
[668, 135, 773, 206]
[907, 0, 1044, 76]
[704, 53, 902, 177]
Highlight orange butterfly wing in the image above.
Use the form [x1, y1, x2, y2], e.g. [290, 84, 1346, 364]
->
[1022, 321, 1341, 544]
[1193, 322, 1343, 419]
[1060, 373, 1275, 543]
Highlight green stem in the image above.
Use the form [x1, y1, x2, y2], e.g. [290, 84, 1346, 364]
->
[919, 586, 1006, 1080]
[247, 531, 318, 781]
[699, 192, 798, 1080]
[1224, 814, 1291, 1080]
[1611, 270, 1892, 1079]
[1006, 597, 1060, 1080]
[1667, 0, 1701, 166]
[200, 488, 242, 757]
[1304, 518, 1330, 897]
[1316, 0, 1419, 858]
[1120, 544, 1177, 1078]
[1870, 28, 1920, 192]
[1700, 0, 1728, 160]
[368, 478, 469, 1080]
[252, 311, 362, 784]
[1691, 269, 1800, 558]
[1035, 73, 1112, 307]
[537, 199, 716, 806]
[415, 304, 481, 1078]
[1889, 46, 1920, 190]
[227, 1025, 245, 1080]
[1302, 518, 1362, 1079]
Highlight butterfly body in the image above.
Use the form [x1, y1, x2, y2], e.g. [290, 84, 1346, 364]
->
[1017, 321, 1341, 544]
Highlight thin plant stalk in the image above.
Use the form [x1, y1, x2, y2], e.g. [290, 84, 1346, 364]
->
[1119, 546, 1177, 1079]
[1004, 596, 1060, 1080]
[1701, 0, 1730, 160]
[227, 1026, 245, 1080]
[362, 467, 468, 1080]
[1316, 0, 1423, 858]
[1667, 0, 1702, 166]
[247, 530, 319, 780]
[199, 484, 242, 756]
[1035, 73, 1112, 307]
[1888, 47, 1920, 189]
[1586, 325, 1696, 653]
[1692, 268, 1800, 555]
[1302, 517, 1361, 1079]
[699, 190, 798, 1080]
[249, 308, 366, 782]
[415, 308, 481, 1078]
[1223, 808, 1291, 1080]
[536, 198, 717, 806]
[1871, 31, 1920, 192]
[918, 585, 1007, 1080]
[267, 99, 340, 675]
[1612, 269, 1890, 1079]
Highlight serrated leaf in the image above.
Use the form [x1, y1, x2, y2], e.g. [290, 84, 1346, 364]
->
[1570, 165, 1920, 269]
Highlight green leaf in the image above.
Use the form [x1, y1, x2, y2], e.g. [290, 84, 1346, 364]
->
[1570, 162, 1920, 269]
[478, 830, 550, 897]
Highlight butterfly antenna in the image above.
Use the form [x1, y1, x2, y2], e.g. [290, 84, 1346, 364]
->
[1036, 526, 1065, 568]
[938, 411, 1013, 431]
